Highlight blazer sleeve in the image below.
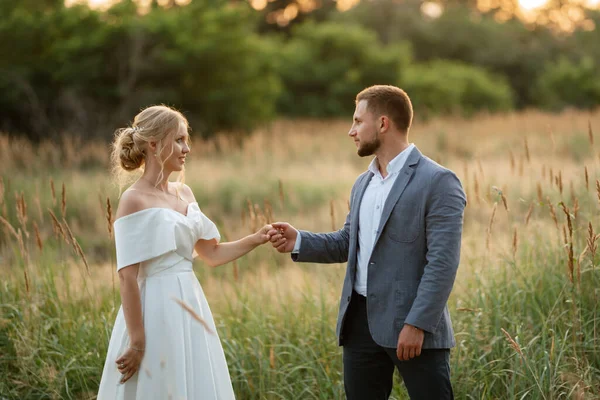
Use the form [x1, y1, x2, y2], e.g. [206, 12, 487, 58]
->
[290, 173, 366, 264]
[404, 169, 466, 333]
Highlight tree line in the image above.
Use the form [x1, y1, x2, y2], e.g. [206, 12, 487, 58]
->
[0, 0, 598, 140]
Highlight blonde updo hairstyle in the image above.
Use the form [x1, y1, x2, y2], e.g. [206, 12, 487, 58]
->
[111, 105, 190, 191]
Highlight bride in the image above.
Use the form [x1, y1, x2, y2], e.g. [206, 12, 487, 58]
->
[97, 105, 272, 399]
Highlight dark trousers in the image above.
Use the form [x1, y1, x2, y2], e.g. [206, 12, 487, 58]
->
[342, 291, 453, 400]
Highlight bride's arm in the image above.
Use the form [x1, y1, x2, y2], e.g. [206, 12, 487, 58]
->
[194, 225, 271, 268]
[118, 264, 145, 348]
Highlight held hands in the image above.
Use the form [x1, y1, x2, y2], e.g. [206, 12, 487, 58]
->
[254, 224, 274, 245]
[116, 345, 145, 384]
[396, 324, 424, 361]
[267, 222, 297, 253]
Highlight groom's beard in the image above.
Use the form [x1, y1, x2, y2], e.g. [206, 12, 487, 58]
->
[357, 134, 381, 157]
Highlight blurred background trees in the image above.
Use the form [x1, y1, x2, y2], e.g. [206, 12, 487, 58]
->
[0, 0, 599, 141]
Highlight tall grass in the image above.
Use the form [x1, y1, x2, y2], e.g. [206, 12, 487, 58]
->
[1, 109, 600, 399]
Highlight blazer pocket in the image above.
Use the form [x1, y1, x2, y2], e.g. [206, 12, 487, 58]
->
[386, 205, 421, 243]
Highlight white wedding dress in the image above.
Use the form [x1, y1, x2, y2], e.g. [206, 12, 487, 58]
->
[97, 202, 236, 400]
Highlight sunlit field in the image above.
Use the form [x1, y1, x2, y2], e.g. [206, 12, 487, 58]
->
[1, 109, 600, 399]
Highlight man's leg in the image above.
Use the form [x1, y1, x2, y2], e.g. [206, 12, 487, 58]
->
[342, 291, 395, 400]
[384, 347, 453, 400]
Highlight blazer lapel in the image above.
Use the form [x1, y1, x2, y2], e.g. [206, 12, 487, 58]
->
[373, 147, 422, 245]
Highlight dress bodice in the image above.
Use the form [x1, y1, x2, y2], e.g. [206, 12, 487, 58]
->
[113, 202, 220, 277]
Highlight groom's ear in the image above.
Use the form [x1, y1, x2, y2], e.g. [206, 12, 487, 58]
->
[379, 116, 390, 133]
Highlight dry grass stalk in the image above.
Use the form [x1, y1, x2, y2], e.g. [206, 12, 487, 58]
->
[269, 347, 276, 369]
[473, 173, 480, 204]
[589, 120, 594, 145]
[542, 164, 546, 179]
[16, 228, 30, 269]
[486, 203, 497, 251]
[16, 192, 29, 238]
[525, 203, 534, 226]
[263, 199, 274, 224]
[34, 196, 43, 223]
[254, 204, 266, 227]
[47, 209, 68, 242]
[278, 179, 285, 209]
[501, 191, 508, 212]
[523, 137, 530, 163]
[0, 216, 19, 239]
[330, 199, 336, 230]
[492, 186, 509, 211]
[547, 199, 559, 230]
[61, 182, 67, 217]
[557, 171, 563, 195]
[172, 297, 214, 334]
[562, 225, 568, 246]
[33, 221, 43, 251]
[508, 150, 515, 173]
[0, 176, 4, 206]
[585, 166, 589, 191]
[518, 156, 524, 177]
[62, 217, 90, 274]
[559, 202, 575, 282]
[247, 199, 257, 232]
[500, 328, 523, 356]
[477, 159, 484, 176]
[559, 202, 573, 240]
[573, 197, 579, 220]
[537, 183, 543, 204]
[106, 197, 113, 239]
[549, 167, 554, 186]
[596, 180, 600, 206]
[587, 222, 598, 260]
[512, 227, 518, 259]
[50, 178, 56, 206]
[233, 260, 239, 282]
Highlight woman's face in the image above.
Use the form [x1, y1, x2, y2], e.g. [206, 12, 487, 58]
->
[159, 122, 190, 172]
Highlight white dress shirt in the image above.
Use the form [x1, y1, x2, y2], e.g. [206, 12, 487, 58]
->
[293, 144, 415, 296]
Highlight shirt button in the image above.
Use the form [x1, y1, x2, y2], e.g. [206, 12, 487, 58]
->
[376, 206, 380, 210]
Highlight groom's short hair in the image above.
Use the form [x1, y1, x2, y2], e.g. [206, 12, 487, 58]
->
[356, 85, 413, 133]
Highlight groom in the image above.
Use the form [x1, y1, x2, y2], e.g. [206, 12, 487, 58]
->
[268, 85, 466, 399]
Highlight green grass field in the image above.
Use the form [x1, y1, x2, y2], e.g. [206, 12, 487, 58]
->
[1, 110, 600, 399]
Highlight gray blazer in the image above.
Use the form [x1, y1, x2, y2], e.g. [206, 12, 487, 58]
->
[293, 147, 466, 349]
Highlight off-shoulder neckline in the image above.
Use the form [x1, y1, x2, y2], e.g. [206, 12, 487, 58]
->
[114, 202, 198, 224]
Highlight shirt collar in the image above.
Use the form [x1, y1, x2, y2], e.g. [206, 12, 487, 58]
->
[368, 143, 415, 177]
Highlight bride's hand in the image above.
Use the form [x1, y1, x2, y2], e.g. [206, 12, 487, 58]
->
[254, 224, 273, 245]
[116, 346, 145, 384]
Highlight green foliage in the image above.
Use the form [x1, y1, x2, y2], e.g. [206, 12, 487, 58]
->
[1, 1, 600, 140]
[402, 60, 515, 117]
[0, 1, 281, 140]
[335, 0, 587, 110]
[533, 56, 600, 110]
[276, 21, 411, 117]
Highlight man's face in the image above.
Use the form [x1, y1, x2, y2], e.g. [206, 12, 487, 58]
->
[349, 100, 381, 157]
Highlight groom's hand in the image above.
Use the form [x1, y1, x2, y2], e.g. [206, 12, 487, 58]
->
[396, 324, 424, 361]
[267, 222, 297, 253]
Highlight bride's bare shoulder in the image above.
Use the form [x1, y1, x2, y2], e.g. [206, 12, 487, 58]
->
[116, 188, 147, 219]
